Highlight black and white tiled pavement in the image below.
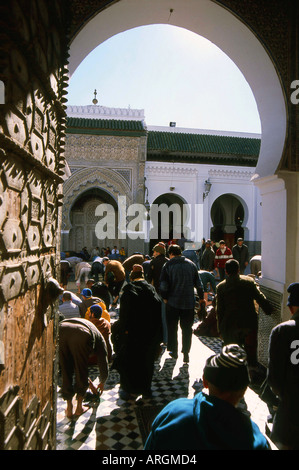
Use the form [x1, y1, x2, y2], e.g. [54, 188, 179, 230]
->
[56, 331, 270, 451]
[56, 350, 201, 450]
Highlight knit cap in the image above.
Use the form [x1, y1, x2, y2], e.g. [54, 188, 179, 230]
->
[152, 242, 166, 255]
[203, 344, 250, 391]
[90, 304, 103, 317]
[130, 264, 144, 280]
[132, 264, 144, 273]
[81, 288, 92, 298]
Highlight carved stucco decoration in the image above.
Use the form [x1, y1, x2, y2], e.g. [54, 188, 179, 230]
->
[65, 134, 141, 162]
[62, 167, 133, 231]
[146, 164, 198, 178]
[208, 168, 255, 180]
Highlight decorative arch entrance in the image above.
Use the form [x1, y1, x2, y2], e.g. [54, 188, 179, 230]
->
[69, 0, 287, 181]
[149, 193, 188, 252]
[210, 194, 248, 249]
[61, 166, 133, 253]
[68, 188, 119, 253]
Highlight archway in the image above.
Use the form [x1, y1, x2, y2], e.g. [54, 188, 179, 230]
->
[68, 187, 119, 255]
[210, 194, 248, 249]
[61, 165, 133, 254]
[149, 193, 188, 252]
[66, 0, 296, 340]
[69, 0, 287, 180]
[1, 0, 296, 451]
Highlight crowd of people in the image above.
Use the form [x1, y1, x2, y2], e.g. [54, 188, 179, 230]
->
[57, 238, 299, 450]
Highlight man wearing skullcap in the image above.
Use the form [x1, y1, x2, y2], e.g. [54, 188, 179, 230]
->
[145, 344, 270, 450]
[267, 282, 299, 449]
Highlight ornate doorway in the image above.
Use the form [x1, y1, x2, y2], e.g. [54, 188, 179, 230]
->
[69, 188, 119, 254]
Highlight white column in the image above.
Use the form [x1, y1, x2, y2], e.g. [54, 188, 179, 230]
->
[253, 171, 299, 321]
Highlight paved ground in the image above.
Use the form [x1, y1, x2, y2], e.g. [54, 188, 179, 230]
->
[56, 284, 273, 450]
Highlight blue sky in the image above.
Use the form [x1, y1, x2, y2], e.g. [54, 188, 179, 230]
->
[67, 24, 261, 133]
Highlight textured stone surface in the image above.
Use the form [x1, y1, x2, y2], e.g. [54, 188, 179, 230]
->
[0, 0, 69, 450]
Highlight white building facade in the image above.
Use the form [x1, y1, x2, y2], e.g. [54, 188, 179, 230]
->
[145, 161, 261, 250]
[63, 104, 262, 257]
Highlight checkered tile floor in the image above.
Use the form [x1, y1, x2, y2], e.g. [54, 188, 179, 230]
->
[56, 333, 224, 451]
[56, 329, 270, 451]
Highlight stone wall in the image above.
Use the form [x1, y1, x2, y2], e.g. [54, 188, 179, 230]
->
[0, 0, 69, 449]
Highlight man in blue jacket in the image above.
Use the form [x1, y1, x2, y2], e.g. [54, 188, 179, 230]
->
[144, 344, 271, 450]
[159, 244, 204, 363]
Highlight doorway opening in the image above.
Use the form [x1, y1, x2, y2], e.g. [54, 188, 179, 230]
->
[68, 188, 120, 255]
[210, 194, 247, 248]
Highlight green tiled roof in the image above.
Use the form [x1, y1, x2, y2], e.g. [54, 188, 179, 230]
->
[147, 131, 260, 156]
[66, 117, 260, 166]
[66, 117, 146, 136]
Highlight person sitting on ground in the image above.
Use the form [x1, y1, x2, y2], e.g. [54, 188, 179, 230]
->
[193, 296, 219, 338]
[79, 247, 90, 261]
[110, 246, 120, 260]
[119, 247, 126, 262]
[79, 288, 110, 323]
[144, 344, 271, 450]
[87, 304, 113, 362]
